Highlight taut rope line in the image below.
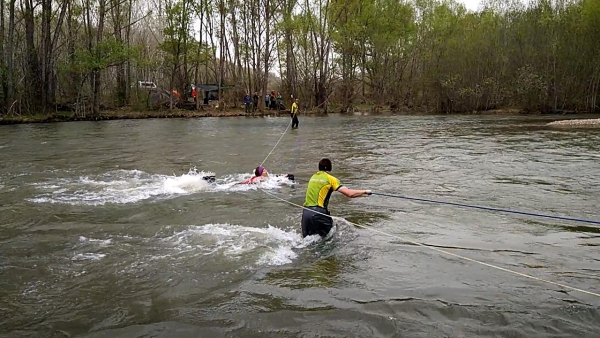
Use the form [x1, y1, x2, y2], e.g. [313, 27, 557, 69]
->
[372, 192, 600, 226]
[260, 189, 600, 299]
[259, 118, 293, 168]
[253, 117, 600, 299]
[288, 179, 600, 226]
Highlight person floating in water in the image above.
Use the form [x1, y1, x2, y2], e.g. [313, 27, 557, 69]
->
[201, 166, 294, 185]
[242, 166, 269, 184]
[301, 158, 371, 238]
[241, 166, 295, 184]
[291, 98, 299, 129]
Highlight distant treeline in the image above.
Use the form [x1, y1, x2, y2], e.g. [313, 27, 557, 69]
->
[0, 0, 598, 115]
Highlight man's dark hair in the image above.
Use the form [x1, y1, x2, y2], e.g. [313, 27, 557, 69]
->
[318, 158, 332, 172]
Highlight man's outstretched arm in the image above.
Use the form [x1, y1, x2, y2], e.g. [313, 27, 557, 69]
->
[337, 186, 371, 198]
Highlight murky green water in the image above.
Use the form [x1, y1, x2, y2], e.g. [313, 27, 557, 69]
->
[1, 114, 599, 337]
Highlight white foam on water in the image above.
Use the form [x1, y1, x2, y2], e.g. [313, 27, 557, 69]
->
[164, 223, 321, 267]
[27, 197, 56, 204]
[78, 236, 112, 247]
[27, 168, 214, 205]
[257, 245, 298, 266]
[27, 167, 296, 205]
[72, 253, 107, 261]
[214, 173, 296, 192]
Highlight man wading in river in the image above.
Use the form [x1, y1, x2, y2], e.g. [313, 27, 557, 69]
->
[301, 158, 371, 238]
[291, 98, 300, 129]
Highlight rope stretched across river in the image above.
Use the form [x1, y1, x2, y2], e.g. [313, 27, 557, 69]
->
[253, 118, 600, 299]
[371, 192, 600, 226]
[259, 118, 293, 167]
[260, 189, 600, 299]
[290, 178, 600, 226]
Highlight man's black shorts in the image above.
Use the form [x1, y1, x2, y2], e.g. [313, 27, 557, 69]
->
[301, 206, 333, 238]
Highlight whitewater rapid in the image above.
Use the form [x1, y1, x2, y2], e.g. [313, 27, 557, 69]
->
[27, 168, 295, 206]
[22, 167, 343, 269]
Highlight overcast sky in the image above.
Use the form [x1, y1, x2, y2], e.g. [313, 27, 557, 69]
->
[457, 0, 482, 11]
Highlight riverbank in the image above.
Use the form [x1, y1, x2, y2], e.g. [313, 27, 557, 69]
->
[0, 107, 596, 125]
[0, 108, 297, 125]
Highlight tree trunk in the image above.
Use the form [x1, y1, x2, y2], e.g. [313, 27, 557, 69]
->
[5, 0, 15, 113]
[48, 0, 68, 109]
[66, 1, 79, 104]
[24, 0, 40, 113]
[41, 0, 52, 111]
[229, 2, 244, 92]
[111, 0, 127, 106]
[0, 0, 5, 111]
[126, 0, 133, 104]
[282, 0, 296, 97]
[242, 2, 252, 94]
[181, 0, 189, 95]
[195, 0, 204, 111]
[218, 0, 226, 109]
[262, 0, 271, 112]
[93, 0, 106, 116]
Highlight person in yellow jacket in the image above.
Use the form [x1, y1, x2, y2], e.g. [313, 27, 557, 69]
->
[301, 158, 371, 238]
[291, 98, 300, 129]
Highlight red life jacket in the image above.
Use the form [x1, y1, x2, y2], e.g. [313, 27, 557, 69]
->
[241, 176, 262, 184]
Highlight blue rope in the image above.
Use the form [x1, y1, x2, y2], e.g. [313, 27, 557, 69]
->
[371, 192, 600, 226]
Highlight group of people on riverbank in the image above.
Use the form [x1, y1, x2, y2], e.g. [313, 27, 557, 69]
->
[243, 92, 300, 129]
[265, 91, 284, 110]
[244, 91, 286, 113]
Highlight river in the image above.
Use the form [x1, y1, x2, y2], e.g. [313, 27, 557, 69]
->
[1, 114, 599, 337]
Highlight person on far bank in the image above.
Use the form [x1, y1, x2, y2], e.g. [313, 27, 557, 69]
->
[191, 86, 197, 103]
[252, 92, 259, 112]
[270, 91, 276, 110]
[276, 92, 282, 110]
[244, 93, 252, 114]
[301, 158, 371, 238]
[265, 93, 270, 109]
[291, 98, 300, 129]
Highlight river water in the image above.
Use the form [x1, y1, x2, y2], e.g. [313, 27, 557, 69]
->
[1, 114, 599, 337]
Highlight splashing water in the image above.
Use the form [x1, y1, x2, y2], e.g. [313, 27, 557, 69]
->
[163, 223, 322, 267]
[26, 168, 295, 205]
[214, 172, 296, 192]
